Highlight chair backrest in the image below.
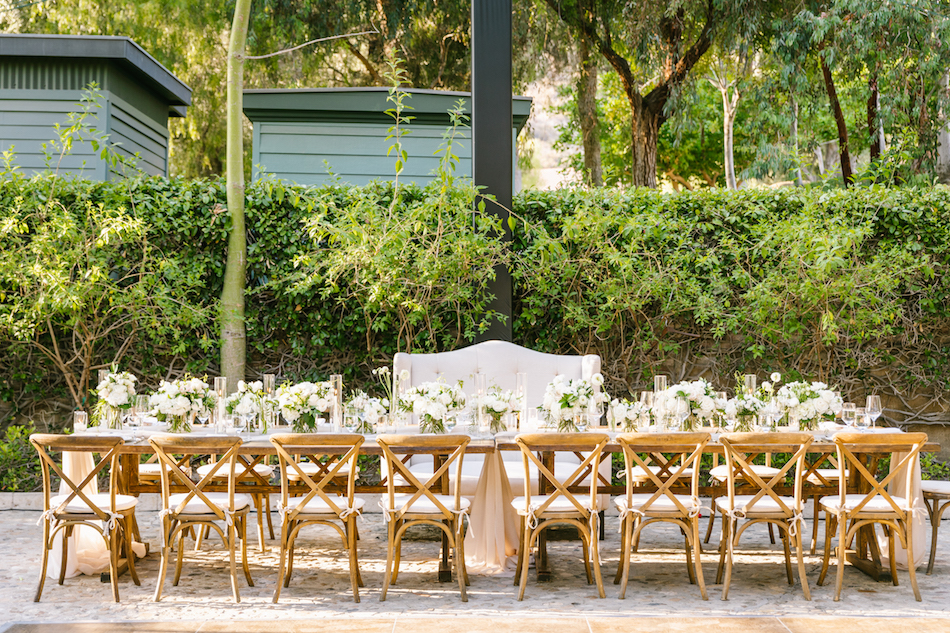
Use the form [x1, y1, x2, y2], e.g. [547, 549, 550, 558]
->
[394, 340, 601, 409]
[832, 431, 928, 517]
[30, 434, 123, 521]
[616, 432, 710, 515]
[514, 432, 609, 515]
[377, 434, 469, 520]
[719, 432, 814, 516]
[148, 434, 243, 521]
[270, 433, 364, 520]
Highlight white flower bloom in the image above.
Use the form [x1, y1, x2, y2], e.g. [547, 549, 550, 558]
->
[771, 372, 781, 383]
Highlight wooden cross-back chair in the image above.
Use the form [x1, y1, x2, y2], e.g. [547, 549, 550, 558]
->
[715, 432, 813, 601]
[270, 433, 365, 603]
[817, 431, 928, 602]
[195, 452, 275, 553]
[922, 479, 950, 575]
[149, 435, 254, 603]
[31, 434, 140, 602]
[378, 434, 471, 602]
[512, 432, 608, 601]
[614, 432, 710, 600]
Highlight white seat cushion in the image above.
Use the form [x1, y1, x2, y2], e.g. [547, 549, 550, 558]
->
[382, 493, 470, 515]
[168, 492, 252, 514]
[819, 494, 911, 515]
[710, 464, 781, 481]
[138, 463, 191, 478]
[716, 494, 797, 516]
[50, 493, 137, 514]
[615, 493, 696, 515]
[196, 463, 274, 480]
[805, 468, 847, 485]
[628, 465, 695, 482]
[282, 496, 365, 515]
[285, 461, 358, 480]
[511, 494, 595, 516]
[922, 480, 950, 496]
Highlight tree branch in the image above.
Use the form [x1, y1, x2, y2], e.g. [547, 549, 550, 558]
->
[243, 29, 379, 60]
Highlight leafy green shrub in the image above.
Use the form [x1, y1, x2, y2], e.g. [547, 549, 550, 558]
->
[0, 425, 42, 492]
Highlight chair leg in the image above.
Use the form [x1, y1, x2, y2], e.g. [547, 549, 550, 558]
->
[704, 493, 718, 544]
[685, 525, 697, 585]
[154, 534, 171, 602]
[887, 526, 899, 586]
[794, 528, 811, 600]
[720, 517, 734, 601]
[581, 536, 593, 585]
[240, 515, 254, 587]
[108, 528, 120, 603]
[173, 530, 185, 586]
[514, 516, 526, 587]
[619, 517, 634, 599]
[590, 517, 605, 599]
[391, 519, 404, 585]
[810, 495, 820, 555]
[614, 515, 627, 586]
[833, 513, 847, 601]
[58, 525, 70, 585]
[926, 498, 939, 575]
[347, 516, 361, 603]
[455, 528, 468, 602]
[194, 524, 206, 551]
[273, 519, 289, 603]
[715, 515, 728, 585]
[380, 520, 395, 601]
[34, 520, 51, 602]
[599, 510, 606, 540]
[692, 518, 708, 600]
[263, 493, 275, 540]
[906, 521, 922, 602]
[517, 522, 533, 601]
[227, 522, 241, 603]
[818, 512, 834, 586]
[768, 522, 776, 545]
[123, 519, 141, 586]
[780, 524, 793, 585]
[253, 494, 267, 553]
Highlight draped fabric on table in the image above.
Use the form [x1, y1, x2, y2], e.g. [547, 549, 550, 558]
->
[464, 450, 520, 575]
[47, 451, 146, 579]
[877, 450, 927, 570]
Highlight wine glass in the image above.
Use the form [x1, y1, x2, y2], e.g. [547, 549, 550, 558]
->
[841, 402, 856, 427]
[866, 395, 882, 428]
[588, 398, 605, 429]
[196, 406, 211, 429]
[855, 406, 870, 430]
[673, 395, 691, 431]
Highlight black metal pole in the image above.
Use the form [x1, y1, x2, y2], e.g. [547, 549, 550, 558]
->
[471, 0, 513, 342]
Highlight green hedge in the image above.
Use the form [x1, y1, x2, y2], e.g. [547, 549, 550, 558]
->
[2, 175, 950, 428]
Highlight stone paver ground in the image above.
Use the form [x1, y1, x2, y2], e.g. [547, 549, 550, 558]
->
[1, 508, 948, 630]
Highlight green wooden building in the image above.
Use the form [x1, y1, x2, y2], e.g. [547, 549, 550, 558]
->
[0, 34, 191, 179]
[244, 88, 532, 188]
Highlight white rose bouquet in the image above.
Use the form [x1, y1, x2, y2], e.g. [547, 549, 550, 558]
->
[346, 390, 389, 433]
[474, 386, 519, 434]
[776, 381, 843, 430]
[93, 369, 137, 429]
[608, 398, 646, 431]
[225, 380, 279, 433]
[149, 376, 214, 433]
[655, 378, 717, 430]
[398, 380, 466, 434]
[276, 381, 333, 432]
[541, 373, 605, 432]
[725, 393, 765, 432]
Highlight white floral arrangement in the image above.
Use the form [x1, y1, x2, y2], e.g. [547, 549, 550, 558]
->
[346, 390, 389, 433]
[608, 398, 646, 431]
[655, 378, 717, 428]
[92, 369, 137, 429]
[149, 376, 214, 433]
[474, 386, 519, 433]
[541, 373, 605, 432]
[276, 380, 332, 432]
[224, 380, 279, 432]
[776, 380, 843, 430]
[725, 393, 766, 431]
[398, 380, 466, 434]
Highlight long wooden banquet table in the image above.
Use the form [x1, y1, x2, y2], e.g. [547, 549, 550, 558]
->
[107, 430, 938, 583]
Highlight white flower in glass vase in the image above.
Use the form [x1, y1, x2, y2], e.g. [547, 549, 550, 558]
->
[608, 398, 646, 431]
[474, 387, 518, 434]
[398, 381, 465, 433]
[149, 376, 214, 433]
[346, 390, 388, 433]
[274, 381, 331, 433]
[225, 380, 275, 433]
[93, 369, 137, 429]
[776, 381, 843, 430]
[541, 374, 604, 432]
[727, 393, 765, 431]
[655, 378, 717, 430]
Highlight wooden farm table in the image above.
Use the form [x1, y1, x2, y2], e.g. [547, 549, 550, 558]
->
[493, 434, 940, 582]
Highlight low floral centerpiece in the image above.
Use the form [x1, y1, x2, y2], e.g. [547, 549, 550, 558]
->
[276, 381, 332, 433]
[655, 378, 717, 430]
[346, 390, 389, 433]
[225, 380, 277, 433]
[149, 376, 214, 433]
[541, 373, 605, 432]
[776, 381, 844, 430]
[93, 369, 137, 429]
[725, 392, 765, 432]
[475, 386, 519, 433]
[398, 380, 466, 434]
[608, 398, 646, 431]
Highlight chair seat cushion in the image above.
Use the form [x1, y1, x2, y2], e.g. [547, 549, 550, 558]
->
[805, 468, 847, 485]
[50, 493, 138, 514]
[138, 463, 191, 478]
[382, 493, 470, 515]
[283, 496, 365, 515]
[615, 493, 697, 515]
[922, 480, 950, 497]
[710, 464, 781, 481]
[196, 463, 274, 480]
[819, 494, 911, 515]
[511, 494, 595, 516]
[168, 492, 252, 514]
[628, 466, 695, 482]
[716, 494, 797, 516]
[285, 461, 358, 480]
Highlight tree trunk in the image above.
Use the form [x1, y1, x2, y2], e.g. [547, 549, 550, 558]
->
[577, 35, 602, 186]
[868, 69, 881, 163]
[221, 0, 252, 393]
[631, 99, 661, 188]
[790, 94, 802, 186]
[938, 73, 950, 184]
[720, 85, 739, 190]
[820, 56, 853, 186]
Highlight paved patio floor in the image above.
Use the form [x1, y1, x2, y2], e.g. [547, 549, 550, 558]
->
[1, 508, 948, 631]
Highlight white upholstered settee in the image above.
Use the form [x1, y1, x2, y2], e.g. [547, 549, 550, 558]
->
[392, 340, 606, 499]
